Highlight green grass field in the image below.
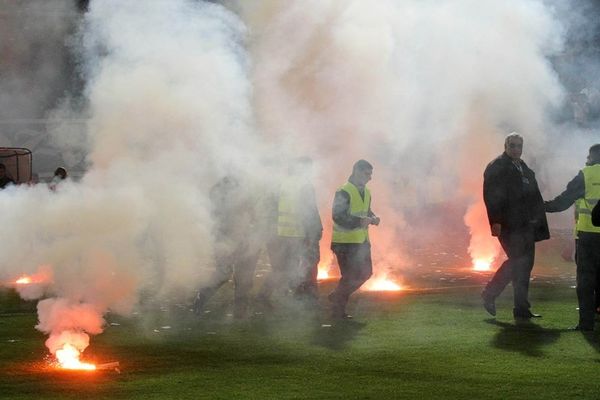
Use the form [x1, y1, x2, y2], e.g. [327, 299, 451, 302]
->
[1, 273, 599, 400]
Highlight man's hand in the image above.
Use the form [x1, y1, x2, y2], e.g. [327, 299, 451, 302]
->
[360, 217, 380, 228]
[491, 223, 501, 237]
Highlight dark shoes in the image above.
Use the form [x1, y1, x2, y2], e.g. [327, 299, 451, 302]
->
[332, 312, 353, 320]
[513, 310, 542, 320]
[481, 292, 496, 316]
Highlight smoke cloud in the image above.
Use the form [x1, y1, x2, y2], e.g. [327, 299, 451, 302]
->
[1, 0, 599, 359]
[1, 0, 255, 358]
[232, 0, 565, 273]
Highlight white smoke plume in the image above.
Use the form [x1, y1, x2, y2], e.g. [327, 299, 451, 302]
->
[1, 0, 255, 359]
[1, 0, 597, 361]
[230, 0, 565, 275]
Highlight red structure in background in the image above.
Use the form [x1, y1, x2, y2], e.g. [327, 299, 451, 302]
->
[0, 147, 32, 184]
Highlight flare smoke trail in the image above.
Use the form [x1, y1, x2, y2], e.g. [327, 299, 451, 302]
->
[0, 0, 595, 361]
[230, 0, 564, 274]
[1, 0, 254, 360]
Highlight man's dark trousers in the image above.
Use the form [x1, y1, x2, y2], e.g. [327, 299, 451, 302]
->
[576, 233, 600, 329]
[483, 227, 535, 315]
[330, 242, 373, 314]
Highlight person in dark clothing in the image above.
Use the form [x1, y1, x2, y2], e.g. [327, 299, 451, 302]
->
[258, 157, 322, 307]
[293, 178, 323, 301]
[329, 159, 380, 319]
[193, 175, 261, 319]
[0, 163, 16, 189]
[49, 166, 68, 191]
[481, 133, 549, 320]
[545, 143, 600, 331]
[593, 200, 600, 227]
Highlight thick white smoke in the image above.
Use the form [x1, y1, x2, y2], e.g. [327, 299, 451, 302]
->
[1, 0, 595, 361]
[1, 0, 254, 359]
[231, 0, 565, 275]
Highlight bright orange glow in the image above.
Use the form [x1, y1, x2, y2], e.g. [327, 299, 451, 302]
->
[15, 276, 32, 285]
[55, 344, 96, 371]
[362, 276, 403, 292]
[12, 265, 53, 286]
[473, 258, 492, 271]
[317, 254, 337, 281]
[317, 268, 329, 280]
[464, 199, 500, 273]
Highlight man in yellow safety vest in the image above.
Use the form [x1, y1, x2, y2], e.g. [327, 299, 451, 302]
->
[329, 159, 380, 319]
[258, 157, 322, 308]
[545, 143, 600, 331]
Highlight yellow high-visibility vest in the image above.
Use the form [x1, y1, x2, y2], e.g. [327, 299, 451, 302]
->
[277, 177, 305, 237]
[332, 182, 371, 244]
[576, 164, 600, 234]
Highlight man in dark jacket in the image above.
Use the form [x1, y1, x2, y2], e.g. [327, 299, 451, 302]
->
[481, 133, 549, 319]
[257, 157, 322, 308]
[545, 144, 600, 331]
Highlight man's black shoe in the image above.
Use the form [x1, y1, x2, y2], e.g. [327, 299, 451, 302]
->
[513, 310, 542, 319]
[481, 292, 496, 316]
[570, 325, 594, 332]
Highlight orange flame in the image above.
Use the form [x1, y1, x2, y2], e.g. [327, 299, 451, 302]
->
[362, 275, 403, 291]
[317, 268, 329, 280]
[473, 258, 492, 271]
[464, 200, 500, 273]
[317, 253, 337, 280]
[55, 343, 96, 371]
[12, 265, 53, 285]
[15, 276, 33, 285]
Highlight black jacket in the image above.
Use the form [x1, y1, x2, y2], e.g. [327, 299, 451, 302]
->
[593, 201, 600, 227]
[483, 153, 549, 241]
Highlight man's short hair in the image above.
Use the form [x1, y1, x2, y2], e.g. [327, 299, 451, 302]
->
[54, 167, 67, 179]
[504, 132, 523, 146]
[352, 159, 373, 173]
[589, 144, 600, 158]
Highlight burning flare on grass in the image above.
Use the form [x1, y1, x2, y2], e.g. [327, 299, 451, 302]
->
[473, 258, 493, 272]
[362, 275, 403, 292]
[36, 299, 104, 370]
[317, 268, 329, 280]
[12, 265, 54, 300]
[12, 265, 53, 286]
[317, 253, 337, 280]
[55, 343, 96, 370]
[464, 200, 500, 272]
[15, 276, 33, 285]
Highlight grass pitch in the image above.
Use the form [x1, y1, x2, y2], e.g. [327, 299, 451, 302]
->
[1, 276, 599, 400]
